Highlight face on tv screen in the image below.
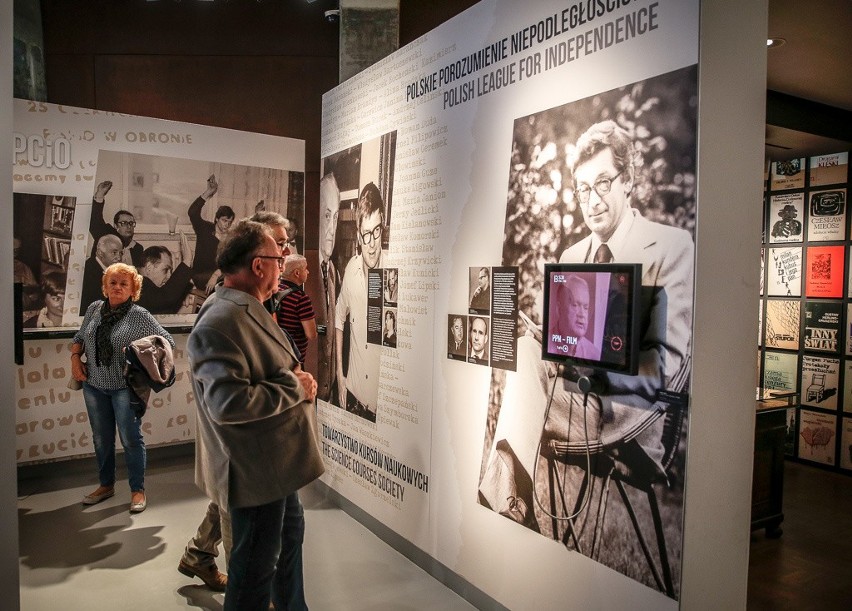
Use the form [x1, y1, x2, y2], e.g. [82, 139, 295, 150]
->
[541, 263, 640, 375]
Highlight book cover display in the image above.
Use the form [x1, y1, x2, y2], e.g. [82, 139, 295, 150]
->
[764, 299, 799, 350]
[803, 300, 842, 353]
[760, 152, 851, 471]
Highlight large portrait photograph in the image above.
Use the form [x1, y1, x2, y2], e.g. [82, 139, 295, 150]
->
[75, 150, 304, 326]
[316, 131, 397, 420]
[477, 64, 698, 598]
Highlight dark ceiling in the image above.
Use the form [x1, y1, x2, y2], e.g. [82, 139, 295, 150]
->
[764, 0, 852, 160]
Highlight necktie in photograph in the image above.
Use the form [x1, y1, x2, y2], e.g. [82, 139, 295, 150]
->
[594, 243, 613, 263]
[321, 260, 330, 309]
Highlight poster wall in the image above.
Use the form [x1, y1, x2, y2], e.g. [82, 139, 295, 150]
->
[759, 149, 851, 472]
[318, 0, 699, 606]
[13, 100, 305, 463]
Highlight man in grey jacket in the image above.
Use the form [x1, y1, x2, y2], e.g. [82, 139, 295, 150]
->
[188, 219, 324, 610]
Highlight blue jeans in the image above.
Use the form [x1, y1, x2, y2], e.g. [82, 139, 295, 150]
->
[82, 383, 146, 492]
[226, 492, 307, 611]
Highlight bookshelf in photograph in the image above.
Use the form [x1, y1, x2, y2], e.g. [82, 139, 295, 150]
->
[40, 196, 75, 271]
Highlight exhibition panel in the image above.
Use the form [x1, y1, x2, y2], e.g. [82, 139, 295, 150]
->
[317, 0, 699, 607]
[12, 100, 306, 462]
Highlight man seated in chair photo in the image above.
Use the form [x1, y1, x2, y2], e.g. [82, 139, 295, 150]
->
[479, 120, 694, 534]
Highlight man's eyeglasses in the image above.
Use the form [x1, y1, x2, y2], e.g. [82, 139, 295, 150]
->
[255, 255, 287, 269]
[360, 224, 383, 245]
[574, 168, 625, 204]
[116, 220, 137, 228]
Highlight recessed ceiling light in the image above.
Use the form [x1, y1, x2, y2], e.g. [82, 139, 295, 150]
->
[767, 38, 786, 48]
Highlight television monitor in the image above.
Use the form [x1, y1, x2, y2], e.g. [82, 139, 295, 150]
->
[540, 263, 641, 375]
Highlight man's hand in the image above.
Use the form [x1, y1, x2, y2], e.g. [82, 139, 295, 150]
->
[178, 230, 193, 267]
[295, 367, 318, 402]
[205, 269, 222, 294]
[94, 180, 112, 202]
[202, 174, 218, 200]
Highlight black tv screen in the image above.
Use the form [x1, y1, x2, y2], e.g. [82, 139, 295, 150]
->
[540, 263, 641, 375]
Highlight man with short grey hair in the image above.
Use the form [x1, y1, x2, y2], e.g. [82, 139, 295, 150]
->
[81, 233, 123, 311]
[277, 254, 317, 367]
[188, 219, 323, 610]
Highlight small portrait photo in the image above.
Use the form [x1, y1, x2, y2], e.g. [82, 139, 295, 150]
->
[469, 266, 491, 314]
[467, 315, 489, 365]
[383, 308, 397, 348]
[384, 267, 398, 305]
[447, 314, 467, 361]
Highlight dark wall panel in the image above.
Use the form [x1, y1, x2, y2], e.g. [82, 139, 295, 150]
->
[40, 0, 340, 57]
[44, 54, 95, 109]
[94, 55, 338, 170]
[39, 0, 471, 251]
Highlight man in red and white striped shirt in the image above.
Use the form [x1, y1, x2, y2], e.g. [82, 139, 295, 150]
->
[276, 254, 317, 365]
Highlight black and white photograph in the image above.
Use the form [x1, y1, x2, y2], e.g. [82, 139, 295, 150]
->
[384, 267, 398, 305]
[324, 130, 397, 422]
[468, 266, 491, 314]
[382, 308, 397, 348]
[477, 65, 698, 597]
[14, 192, 77, 331]
[467, 316, 489, 365]
[79, 150, 303, 321]
[447, 314, 467, 361]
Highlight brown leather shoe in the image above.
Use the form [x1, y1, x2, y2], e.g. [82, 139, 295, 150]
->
[178, 560, 227, 592]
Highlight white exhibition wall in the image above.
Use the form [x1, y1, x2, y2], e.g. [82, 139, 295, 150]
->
[12, 101, 305, 464]
[315, 0, 741, 608]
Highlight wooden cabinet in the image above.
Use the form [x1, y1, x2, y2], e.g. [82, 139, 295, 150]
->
[751, 406, 788, 538]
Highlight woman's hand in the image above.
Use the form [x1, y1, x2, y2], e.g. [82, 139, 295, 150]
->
[71, 355, 88, 382]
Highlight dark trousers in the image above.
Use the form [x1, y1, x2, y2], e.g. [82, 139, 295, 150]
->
[226, 492, 307, 611]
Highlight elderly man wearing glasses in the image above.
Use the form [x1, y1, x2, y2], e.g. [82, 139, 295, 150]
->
[187, 218, 323, 610]
[479, 120, 694, 534]
[335, 182, 385, 422]
[88, 180, 144, 267]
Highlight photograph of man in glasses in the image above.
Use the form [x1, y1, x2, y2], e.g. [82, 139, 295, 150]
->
[89, 180, 144, 267]
[335, 182, 385, 422]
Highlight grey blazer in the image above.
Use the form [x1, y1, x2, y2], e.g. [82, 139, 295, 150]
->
[561, 211, 694, 472]
[188, 285, 324, 509]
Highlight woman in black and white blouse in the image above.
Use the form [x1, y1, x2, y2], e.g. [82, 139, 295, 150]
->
[71, 262, 174, 513]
